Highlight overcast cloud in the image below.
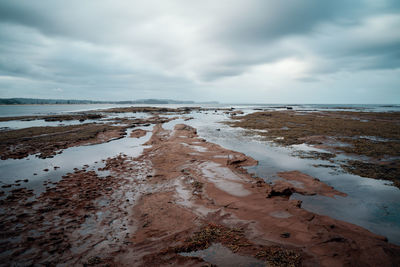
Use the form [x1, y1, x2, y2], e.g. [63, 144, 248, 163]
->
[0, 0, 399, 103]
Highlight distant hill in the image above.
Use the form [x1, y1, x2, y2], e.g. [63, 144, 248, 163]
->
[0, 98, 218, 105]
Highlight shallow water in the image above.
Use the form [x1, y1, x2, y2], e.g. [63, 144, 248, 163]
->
[0, 118, 102, 131]
[180, 243, 265, 267]
[0, 126, 153, 195]
[1, 103, 399, 118]
[182, 111, 400, 245]
[200, 162, 251, 197]
[0, 104, 132, 117]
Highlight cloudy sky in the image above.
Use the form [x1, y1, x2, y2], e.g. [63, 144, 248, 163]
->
[0, 0, 399, 103]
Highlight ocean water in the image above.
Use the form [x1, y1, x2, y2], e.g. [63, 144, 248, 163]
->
[0, 104, 131, 117]
[0, 103, 399, 117]
[1, 104, 400, 245]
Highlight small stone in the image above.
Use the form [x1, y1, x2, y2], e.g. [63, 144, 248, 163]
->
[280, 232, 291, 238]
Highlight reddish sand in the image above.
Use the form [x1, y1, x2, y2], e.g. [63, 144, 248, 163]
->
[1, 123, 399, 266]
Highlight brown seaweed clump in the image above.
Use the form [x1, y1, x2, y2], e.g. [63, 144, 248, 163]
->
[171, 223, 303, 267]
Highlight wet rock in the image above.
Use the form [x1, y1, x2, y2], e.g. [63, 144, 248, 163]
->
[256, 180, 265, 187]
[280, 232, 291, 238]
[322, 236, 347, 243]
[266, 181, 295, 198]
[227, 155, 248, 166]
[289, 199, 302, 208]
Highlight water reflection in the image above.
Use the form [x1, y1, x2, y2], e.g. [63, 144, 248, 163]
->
[184, 111, 400, 245]
[0, 126, 153, 195]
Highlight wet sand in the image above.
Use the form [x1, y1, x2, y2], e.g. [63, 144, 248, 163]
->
[1, 119, 399, 266]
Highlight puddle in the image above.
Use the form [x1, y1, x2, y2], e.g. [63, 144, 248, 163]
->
[291, 143, 328, 153]
[0, 126, 153, 196]
[174, 178, 213, 216]
[104, 112, 150, 120]
[0, 111, 151, 131]
[181, 143, 208, 153]
[358, 136, 391, 142]
[0, 119, 104, 131]
[269, 211, 293, 219]
[286, 180, 305, 188]
[200, 162, 251, 197]
[180, 243, 265, 267]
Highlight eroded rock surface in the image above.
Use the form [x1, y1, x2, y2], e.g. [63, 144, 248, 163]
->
[1, 123, 399, 266]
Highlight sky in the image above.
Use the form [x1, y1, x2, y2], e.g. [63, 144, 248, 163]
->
[0, 0, 399, 104]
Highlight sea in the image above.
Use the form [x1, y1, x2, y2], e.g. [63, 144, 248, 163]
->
[0, 103, 399, 117]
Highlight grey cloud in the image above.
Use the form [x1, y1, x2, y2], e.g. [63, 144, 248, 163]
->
[0, 0, 399, 103]
[215, 1, 365, 43]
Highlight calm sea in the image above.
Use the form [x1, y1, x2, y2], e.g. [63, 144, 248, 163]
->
[0, 103, 399, 117]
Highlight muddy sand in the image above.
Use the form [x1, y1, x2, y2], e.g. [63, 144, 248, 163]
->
[1, 122, 399, 266]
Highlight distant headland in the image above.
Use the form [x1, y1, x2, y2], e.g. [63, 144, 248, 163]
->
[0, 98, 218, 105]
